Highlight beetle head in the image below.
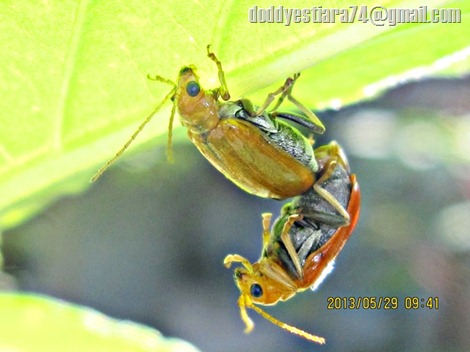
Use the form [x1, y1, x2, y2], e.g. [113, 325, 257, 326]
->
[224, 254, 297, 306]
[176, 65, 219, 134]
[224, 254, 325, 344]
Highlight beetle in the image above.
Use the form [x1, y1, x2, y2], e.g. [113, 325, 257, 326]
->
[91, 46, 325, 200]
[224, 141, 361, 344]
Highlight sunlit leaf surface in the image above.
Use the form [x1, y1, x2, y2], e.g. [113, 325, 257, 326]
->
[1, 0, 469, 229]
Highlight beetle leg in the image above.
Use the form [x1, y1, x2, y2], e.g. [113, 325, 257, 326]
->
[261, 213, 272, 247]
[315, 141, 350, 173]
[254, 75, 297, 116]
[265, 74, 299, 112]
[313, 159, 351, 225]
[280, 214, 304, 278]
[90, 78, 176, 182]
[223, 254, 253, 272]
[256, 73, 325, 134]
[282, 91, 325, 134]
[310, 141, 352, 224]
[238, 295, 255, 333]
[297, 230, 319, 266]
[206, 45, 230, 101]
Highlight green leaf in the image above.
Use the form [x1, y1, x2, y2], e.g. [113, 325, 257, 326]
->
[0, 292, 200, 352]
[1, 0, 469, 229]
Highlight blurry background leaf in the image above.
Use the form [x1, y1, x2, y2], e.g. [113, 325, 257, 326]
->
[1, 0, 469, 229]
[0, 293, 200, 352]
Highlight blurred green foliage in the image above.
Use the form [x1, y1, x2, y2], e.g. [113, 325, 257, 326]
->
[0, 293, 200, 352]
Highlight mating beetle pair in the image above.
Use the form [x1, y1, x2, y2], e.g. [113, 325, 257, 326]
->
[92, 46, 361, 344]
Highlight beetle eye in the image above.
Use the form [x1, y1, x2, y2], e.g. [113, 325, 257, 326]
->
[186, 81, 200, 97]
[250, 284, 263, 298]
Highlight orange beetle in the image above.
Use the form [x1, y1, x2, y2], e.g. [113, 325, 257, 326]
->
[224, 142, 361, 344]
[91, 46, 325, 200]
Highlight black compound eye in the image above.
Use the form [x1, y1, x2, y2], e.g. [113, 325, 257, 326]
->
[186, 81, 200, 97]
[250, 283, 263, 298]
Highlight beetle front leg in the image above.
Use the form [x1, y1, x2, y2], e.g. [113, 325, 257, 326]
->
[206, 45, 230, 101]
[237, 295, 255, 333]
[224, 254, 253, 271]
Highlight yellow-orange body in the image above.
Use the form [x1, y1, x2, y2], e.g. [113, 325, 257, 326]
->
[176, 66, 318, 199]
[91, 46, 324, 194]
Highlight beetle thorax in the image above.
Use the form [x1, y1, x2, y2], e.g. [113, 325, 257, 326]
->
[178, 93, 219, 134]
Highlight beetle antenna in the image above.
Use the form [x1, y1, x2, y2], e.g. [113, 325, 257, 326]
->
[243, 296, 326, 344]
[166, 95, 177, 163]
[90, 78, 176, 182]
